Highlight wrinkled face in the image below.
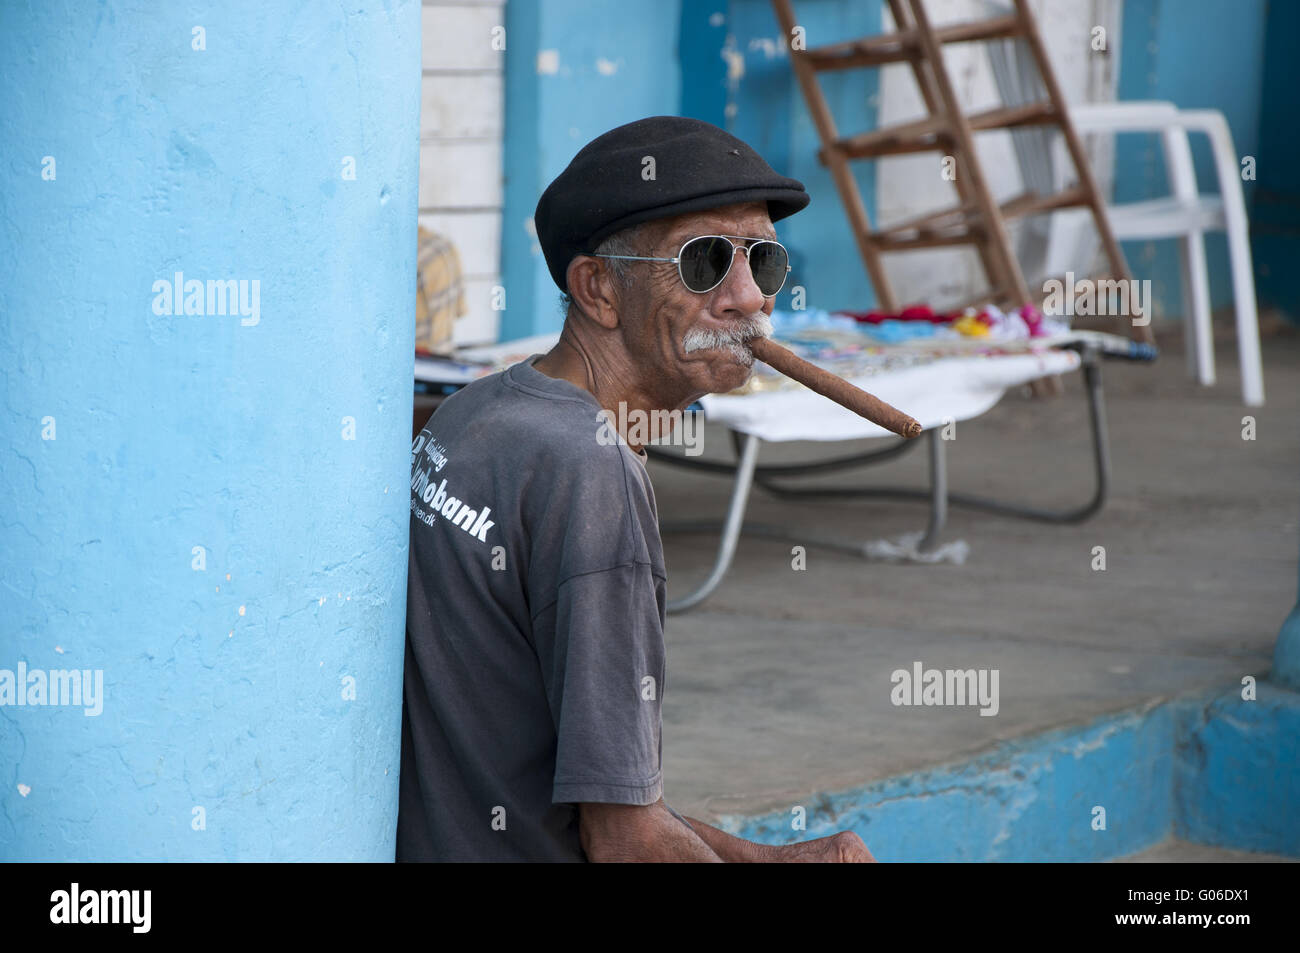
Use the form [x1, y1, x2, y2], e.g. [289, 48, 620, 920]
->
[619, 202, 779, 401]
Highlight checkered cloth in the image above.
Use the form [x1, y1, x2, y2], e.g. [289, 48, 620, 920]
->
[415, 225, 467, 355]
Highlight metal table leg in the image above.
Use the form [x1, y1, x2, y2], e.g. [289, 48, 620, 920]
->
[653, 347, 1111, 611]
[917, 428, 948, 552]
[660, 431, 762, 613]
[661, 427, 949, 587]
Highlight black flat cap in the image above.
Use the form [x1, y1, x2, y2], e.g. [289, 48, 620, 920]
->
[535, 116, 810, 292]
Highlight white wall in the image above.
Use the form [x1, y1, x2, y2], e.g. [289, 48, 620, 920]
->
[419, 0, 505, 345]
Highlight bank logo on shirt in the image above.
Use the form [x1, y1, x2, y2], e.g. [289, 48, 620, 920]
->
[411, 432, 448, 472]
[410, 436, 495, 543]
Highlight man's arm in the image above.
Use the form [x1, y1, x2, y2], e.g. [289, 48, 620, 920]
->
[682, 816, 877, 862]
[579, 799, 876, 862]
[579, 799, 724, 862]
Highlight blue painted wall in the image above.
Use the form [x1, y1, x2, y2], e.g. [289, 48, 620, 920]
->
[709, 0, 883, 315]
[1249, 0, 1300, 324]
[722, 687, 1299, 860]
[1274, 530, 1300, 692]
[0, 0, 420, 859]
[679, 0, 732, 128]
[1175, 685, 1300, 855]
[502, 0, 1294, 335]
[501, 0, 683, 340]
[724, 705, 1177, 861]
[1115, 0, 1270, 321]
[502, 0, 881, 339]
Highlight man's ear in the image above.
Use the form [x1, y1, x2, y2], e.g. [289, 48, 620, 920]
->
[565, 256, 622, 330]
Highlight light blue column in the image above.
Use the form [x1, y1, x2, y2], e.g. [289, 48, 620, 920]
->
[0, 0, 420, 860]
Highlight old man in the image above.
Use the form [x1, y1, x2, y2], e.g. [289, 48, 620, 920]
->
[398, 116, 875, 863]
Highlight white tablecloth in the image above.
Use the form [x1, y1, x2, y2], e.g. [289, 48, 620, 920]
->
[700, 348, 1081, 441]
[439, 332, 1082, 443]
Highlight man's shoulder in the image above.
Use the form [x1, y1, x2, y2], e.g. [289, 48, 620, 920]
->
[427, 380, 631, 484]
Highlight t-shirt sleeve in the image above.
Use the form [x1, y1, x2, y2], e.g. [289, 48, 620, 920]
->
[540, 559, 667, 805]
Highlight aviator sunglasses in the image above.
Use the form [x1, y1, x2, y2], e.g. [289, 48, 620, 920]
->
[591, 234, 791, 297]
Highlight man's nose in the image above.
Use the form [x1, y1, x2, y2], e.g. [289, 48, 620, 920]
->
[714, 245, 766, 314]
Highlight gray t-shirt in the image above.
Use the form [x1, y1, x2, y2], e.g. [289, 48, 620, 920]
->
[397, 353, 668, 862]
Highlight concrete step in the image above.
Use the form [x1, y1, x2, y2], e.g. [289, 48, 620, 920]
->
[1116, 838, 1297, 863]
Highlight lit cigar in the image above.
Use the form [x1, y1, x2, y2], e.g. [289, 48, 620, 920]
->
[748, 335, 923, 439]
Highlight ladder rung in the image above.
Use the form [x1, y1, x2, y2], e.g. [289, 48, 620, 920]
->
[874, 227, 983, 252]
[804, 29, 918, 71]
[1000, 187, 1090, 219]
[932, 13, 1022, 45]
[872, 187, 1089, 248]
[967, 101, 1057, 131]
[874, 204, 976, 243]
[831, 102, 1058, 164]
[802, 15, 1023, 72]
[831, 114, 950, 160]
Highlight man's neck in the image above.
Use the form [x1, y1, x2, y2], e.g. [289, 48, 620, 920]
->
[532, 329, 692, 454]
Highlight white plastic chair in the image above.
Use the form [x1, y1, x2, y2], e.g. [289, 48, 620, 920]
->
[978, 1, 1264, 405]
[1067, 102, 1264, 406]
[983, 24, 1264, 407]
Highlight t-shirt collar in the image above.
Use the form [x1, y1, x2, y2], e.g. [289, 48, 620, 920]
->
[510, 354, 649, 464]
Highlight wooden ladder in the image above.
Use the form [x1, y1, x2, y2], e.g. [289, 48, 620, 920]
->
[771, 0, 1154, 349]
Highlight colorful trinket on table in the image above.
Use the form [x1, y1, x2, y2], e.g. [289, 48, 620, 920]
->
[953, 309, 992, 337]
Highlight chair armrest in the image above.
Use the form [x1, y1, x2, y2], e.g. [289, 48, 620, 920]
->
[1087, 107, 1246, 213]
[1070, 100, 1181, 132]
[1069, 103, 1243, 202]
[1069, 101, 1200, 203]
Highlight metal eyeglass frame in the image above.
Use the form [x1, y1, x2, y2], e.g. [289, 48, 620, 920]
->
[590, 234, 791, 297]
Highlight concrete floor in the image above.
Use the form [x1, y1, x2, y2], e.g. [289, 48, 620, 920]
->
[654, 321, 1299, 829]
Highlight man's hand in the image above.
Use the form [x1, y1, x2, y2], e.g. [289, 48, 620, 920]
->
[579, 799, 724, 862]
[683, 815, 877, 863]
[579, 799, 877, 862]
[766, 830, 876, 863]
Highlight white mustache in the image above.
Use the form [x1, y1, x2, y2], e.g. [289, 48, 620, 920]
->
[681, 313, 773, 366]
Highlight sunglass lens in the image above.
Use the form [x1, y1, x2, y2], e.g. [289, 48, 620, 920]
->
[748, 242, 788, 296]
[679, 236, 734, 292]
